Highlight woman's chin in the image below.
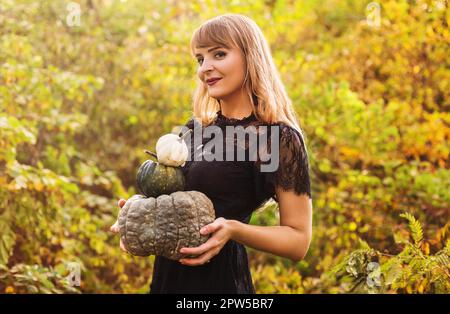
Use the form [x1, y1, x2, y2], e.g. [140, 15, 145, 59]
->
[208, 91, 225, 98]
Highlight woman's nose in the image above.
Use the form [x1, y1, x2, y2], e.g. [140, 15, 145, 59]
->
[200, 59, 214, 73]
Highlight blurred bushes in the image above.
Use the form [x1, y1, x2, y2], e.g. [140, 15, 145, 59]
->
[0, 0, 448, 293]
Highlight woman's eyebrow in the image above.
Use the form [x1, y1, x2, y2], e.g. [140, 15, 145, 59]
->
[195, 46, 224, 57]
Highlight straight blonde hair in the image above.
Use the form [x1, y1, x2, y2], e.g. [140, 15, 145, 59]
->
[189, 13, 307, 145]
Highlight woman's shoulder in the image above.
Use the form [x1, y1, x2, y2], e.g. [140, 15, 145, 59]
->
[254, 120, 305, 145]
[252, 120, 312, 199]
[267, 121, 309, 163]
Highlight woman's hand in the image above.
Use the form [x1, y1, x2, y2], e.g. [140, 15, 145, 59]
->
[179, 217, 234, 266]
[109, 198, 129, 253]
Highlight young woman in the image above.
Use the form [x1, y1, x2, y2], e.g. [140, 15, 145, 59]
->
[110, 13, 312, 294]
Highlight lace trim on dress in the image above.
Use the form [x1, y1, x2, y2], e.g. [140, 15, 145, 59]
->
[253, 123, 312, 199]
[214, 110, 257, 127]
[274, 125, 312, 198]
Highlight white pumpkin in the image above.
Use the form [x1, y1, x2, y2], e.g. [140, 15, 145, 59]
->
[155, 130, 191, 167]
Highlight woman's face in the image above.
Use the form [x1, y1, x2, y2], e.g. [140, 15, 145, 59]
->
[194, 45, 246, 100]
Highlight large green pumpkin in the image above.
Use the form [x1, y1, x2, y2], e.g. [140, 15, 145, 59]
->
[136, 159, 185, 198]
[118, 191, 215, 260]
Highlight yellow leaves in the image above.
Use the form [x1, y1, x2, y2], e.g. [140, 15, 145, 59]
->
[354, 192, 364, 200]
[119, 274, 129, 282]
[91, 258, 105, 267]
[339, 146, 361, 159]
[417, 278, 427, 294]
[426, 24, 435, 37]
[394, 229, 410, 244]
[318, 160, 332, 173]
[422, 242, 430, 255]
[406, 285, 413, 294]
[315, 126, 325, 137]
[4, 74, 16, 86]
[251, 264, 304, 293]
[50, 236, 60, 246]
[5, 286, 15, 294]
[34, 181, 44, 192]
[348, 222, 357, 232]
[131, 78, 141, 88]
[127, 115, 138, 126]
[115, 263, 125, 274]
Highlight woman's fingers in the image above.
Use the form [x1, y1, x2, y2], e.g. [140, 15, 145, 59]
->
[119, 238, 128, 253]
[179, 242, 210, 256]
[180, 250, 215, 266]
[118, 199, 126, 208]
[110, 199, 127, 233]
[110, 199, 129, 252]
[110, 220, 119, 233]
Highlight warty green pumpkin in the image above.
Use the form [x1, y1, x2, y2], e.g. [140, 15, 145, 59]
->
[118, 191, 215, 260]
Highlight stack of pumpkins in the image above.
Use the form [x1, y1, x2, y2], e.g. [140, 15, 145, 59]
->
[118, 130, 216, 260]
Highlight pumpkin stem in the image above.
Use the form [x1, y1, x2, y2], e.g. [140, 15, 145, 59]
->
[179, 129, 192, 141]
[144, 150, 158, 159]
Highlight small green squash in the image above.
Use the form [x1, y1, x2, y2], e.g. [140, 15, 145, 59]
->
[136, 151, 185, 198]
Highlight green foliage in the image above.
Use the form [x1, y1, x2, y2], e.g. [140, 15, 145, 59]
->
[0, 263, 80, 294]
[0, 0, 448, 293]
[328, 214, 449, 294]
[400, 213, 423, 246]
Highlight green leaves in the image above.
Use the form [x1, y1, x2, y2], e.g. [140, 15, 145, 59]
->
[0, 263, 80, 294]
[328, 213, 450, 294]
[0, 115, 37, 163]
[400, 213, 423, 246]
[0, 216, 16, 265]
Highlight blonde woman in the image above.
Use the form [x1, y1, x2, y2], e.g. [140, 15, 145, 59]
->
[111, 13, 312, 294]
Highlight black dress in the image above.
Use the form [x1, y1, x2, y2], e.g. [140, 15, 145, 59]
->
[149, 110, 312, 294]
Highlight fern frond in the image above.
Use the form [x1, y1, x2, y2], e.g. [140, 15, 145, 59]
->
[400, 212, 423, 245]
[357, 238, 371, 250]
[0, 215, 16, 265]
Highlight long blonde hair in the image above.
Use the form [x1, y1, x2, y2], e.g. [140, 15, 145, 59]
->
[189, 13, 306, 143]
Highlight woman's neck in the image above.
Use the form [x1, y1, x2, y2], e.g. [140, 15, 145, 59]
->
[218, 90, 254, 119]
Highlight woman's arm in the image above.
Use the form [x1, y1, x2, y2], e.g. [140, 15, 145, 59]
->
[229, 187, 312, 262]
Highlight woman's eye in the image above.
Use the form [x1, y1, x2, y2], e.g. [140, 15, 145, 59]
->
[196, 51, 226, 65]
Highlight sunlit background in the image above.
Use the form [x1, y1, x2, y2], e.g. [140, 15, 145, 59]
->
[0, 0, 448, 293]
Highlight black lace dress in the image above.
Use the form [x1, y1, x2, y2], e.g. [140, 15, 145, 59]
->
[149, 110, 312, 294]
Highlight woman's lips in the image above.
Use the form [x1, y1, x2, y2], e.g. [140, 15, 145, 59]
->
[207, 78, 222, 86]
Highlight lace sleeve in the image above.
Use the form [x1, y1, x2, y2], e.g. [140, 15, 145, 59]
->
[254, 124, 312, 202]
